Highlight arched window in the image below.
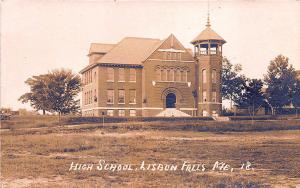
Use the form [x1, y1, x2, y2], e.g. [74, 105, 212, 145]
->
[175, 69, 181, 82]
[167, 69, 171, 81]
[156, 69, 161, 81]
[161, 69, 167, 81]
[184, 70, 188, 82]
[212, 69, 217, 83]
[180, 70, 184, 82]
[202, 69, 207, 83]
[170, 69, 175, 81]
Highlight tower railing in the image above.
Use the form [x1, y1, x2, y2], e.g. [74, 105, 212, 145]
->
[197, 50, 221, 56]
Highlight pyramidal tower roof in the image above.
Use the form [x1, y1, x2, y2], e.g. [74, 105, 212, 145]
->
[191, 13, 226, 44]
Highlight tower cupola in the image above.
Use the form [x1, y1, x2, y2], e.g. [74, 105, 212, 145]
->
[191, 15, 226, 56]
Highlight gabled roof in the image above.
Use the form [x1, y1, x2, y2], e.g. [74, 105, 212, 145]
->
[89, 43, 115, 55]
[191, 26, 226, 44]
[97, 37, 161, 65]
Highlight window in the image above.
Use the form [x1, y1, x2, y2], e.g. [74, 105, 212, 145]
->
[94, 71, 97, 82]
[107, 68, 114, 82]
[94, 89, 97, 102]
[161, 69, 166, 81]
[156, 69, 161, 81]
[129, 110, 136, 117]
[166, 52, 171, 60]
[180, 70, 184, 82]
[107, 110, 114, 116]
[167, 70, 171, 81]
[203, 91, 207, 102]
[118, 68, 125, 82]
[202, 69, 207, 83]
[212, 91, 217, 102]
[212, 69, 217, 84]
[86, 91, 88, 104]
[129, 90, 136, 104]
[118, 90, 125, 104]
[175, 70, 181, 82]
[170, 69, 175, 81]
[118, 110, 125, 117]
[129, 69, 136, 82]
[107, 90, 114, 104]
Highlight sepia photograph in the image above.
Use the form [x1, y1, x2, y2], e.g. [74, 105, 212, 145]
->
[1, 0, 300, 187]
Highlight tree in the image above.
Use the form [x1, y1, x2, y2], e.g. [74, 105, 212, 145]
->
[237, 79, 265, 116]
[19, 74, 51, 115]
[264, 55, 296, 115]
[221, 57, 247, 109]
[19, 69, 81, 116]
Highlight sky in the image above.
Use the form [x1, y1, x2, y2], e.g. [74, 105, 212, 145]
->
[1, 0, 300, 110]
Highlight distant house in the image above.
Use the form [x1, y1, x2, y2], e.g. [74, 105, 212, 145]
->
[0, 108, 19, 115]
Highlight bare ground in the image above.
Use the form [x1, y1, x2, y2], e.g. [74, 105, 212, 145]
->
[1, 122, 300, 188]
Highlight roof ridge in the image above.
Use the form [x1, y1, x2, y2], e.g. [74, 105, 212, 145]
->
[123, 36, 161, 41]
[90, 42, 115, 45]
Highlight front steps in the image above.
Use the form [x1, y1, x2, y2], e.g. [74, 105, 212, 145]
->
[156, 108, 191, 117]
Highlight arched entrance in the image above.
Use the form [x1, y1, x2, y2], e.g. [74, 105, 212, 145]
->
[166, 93, 176, 108]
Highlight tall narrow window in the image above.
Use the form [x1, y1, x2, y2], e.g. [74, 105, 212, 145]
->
[175, 70, 181, 82]
[202, 69, 207, 83]
[212, 91, 217, 102]
[107, 68, 114, 82]
[180, 70, 184, 82]
[212, 69, 217, 84]
[118, 68, 125, 82]
[90, 90, 92, 104]
[203, 91, 207, 102]
[167, 70, 171, 81]
[170, 69, 175, 81]
[86, 92, 88, 104]
[129, 90, 136, 104]
[156, 69, 161, 81]
[94, 71, 97, 82]
[94, 89, 97, 102]
[107, 90, 114, 104]
[161, 69, 166, 81]
[129, 69, 136, 82]
[118, 90, 125, 104]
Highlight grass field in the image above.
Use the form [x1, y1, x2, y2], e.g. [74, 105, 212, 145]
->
[1, 116, 300, 187]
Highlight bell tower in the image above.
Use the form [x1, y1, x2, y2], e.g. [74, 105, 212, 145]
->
[191, 14, 226, 117]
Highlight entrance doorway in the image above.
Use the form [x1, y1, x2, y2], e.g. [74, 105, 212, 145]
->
[166, 93, 176, 108]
